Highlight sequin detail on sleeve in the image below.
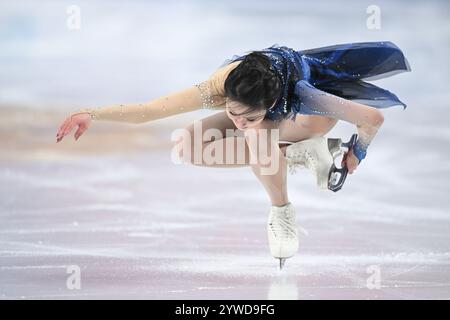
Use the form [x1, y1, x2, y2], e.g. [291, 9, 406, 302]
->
[293, 79, 385, 162]
[195, 81, 215, 109]
[194, 81, 225, 110]
[71, 108, 98, 120]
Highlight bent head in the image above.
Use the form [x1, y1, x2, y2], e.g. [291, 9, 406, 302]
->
[225, 99, 275, 130]
[224, 51, 282, 130]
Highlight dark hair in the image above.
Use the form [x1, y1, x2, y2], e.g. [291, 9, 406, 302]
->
[224, 52, 282, 114]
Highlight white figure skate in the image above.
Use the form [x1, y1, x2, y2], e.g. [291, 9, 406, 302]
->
[280, 133, 358, 192]
[267, 202, 298, 270]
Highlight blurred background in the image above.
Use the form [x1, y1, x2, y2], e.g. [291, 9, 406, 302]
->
[1, 0, 449, 299]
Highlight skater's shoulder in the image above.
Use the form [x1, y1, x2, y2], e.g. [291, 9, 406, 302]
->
[207, 60, 242, 96]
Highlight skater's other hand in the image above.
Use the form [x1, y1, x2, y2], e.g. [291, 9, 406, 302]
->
[56, 112, 92, 143]
[342, 148, 359, 174]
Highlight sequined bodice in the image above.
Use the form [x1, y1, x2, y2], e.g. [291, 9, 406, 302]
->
[221, 44, 304, 121]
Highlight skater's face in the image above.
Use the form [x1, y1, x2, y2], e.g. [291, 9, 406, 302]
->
[226, 99, 275, 130]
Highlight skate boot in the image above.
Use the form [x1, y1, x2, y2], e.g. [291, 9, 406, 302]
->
[280, 133, 358, 192]
[267, 202, 298, 270]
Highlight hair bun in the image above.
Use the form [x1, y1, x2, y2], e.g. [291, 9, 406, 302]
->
[224, 51, 283, 110]
[248, 69, 263, 82]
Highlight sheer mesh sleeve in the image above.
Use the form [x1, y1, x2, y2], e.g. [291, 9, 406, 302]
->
[194, 60, 242, 110]
[70, 86, 208, 124]
[194, 80, 227, 110]
[69, 61, 242, 124]
[294, 80, 384, 161]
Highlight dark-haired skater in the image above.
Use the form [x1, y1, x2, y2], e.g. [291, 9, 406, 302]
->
[56, 42, 411, 269]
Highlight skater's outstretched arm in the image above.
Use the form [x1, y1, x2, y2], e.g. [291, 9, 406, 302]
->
[70, 86, 218, 124]
[56, 61, 242, 142]
[295, 80, 384, 169]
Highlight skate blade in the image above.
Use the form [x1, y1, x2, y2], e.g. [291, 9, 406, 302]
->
[278, 140, 295, 146]
[327, 138, 343, 158]
[328, 133, 358, 192]
[341, 133, 358, 150]
[278, 258, 287, 270]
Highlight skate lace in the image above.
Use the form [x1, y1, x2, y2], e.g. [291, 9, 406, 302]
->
[286, 150, 316, 175]
[269, 207, 297, 239]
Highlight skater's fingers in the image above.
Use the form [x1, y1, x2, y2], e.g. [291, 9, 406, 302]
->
[61, 122, 73, 138]
[347, 157, 359, 174]
[57, 112, 93, 143]
[61, 117, 75, 134]
[341, 150, 359, 174]
[341, 152, 348, 166]
[58, 119, 76, 142]
[56, 118, 70, 138]
[56, 119, 71, 142]
[74, 124, 87, 141]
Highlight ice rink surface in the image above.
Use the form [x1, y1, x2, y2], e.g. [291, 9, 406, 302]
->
[1, 111, 449, 299]
[1, 0, 449, 299]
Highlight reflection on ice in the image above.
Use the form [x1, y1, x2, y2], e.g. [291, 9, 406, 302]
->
[268, 274, 299, 300]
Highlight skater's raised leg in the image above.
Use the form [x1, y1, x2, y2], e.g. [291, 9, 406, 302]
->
[176, 111, 339, 169]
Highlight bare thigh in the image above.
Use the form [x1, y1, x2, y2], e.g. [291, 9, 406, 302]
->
[278, 114, 338, 143]
[184, 110, 240, 141]
[177, 111, 337, 161]
[185, 112, 337, 144]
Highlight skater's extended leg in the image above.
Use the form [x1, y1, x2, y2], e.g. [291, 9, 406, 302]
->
[175, 111, 338, 169]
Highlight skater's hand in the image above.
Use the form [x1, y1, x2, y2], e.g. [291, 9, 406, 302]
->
[342, 148, 359, 174]
[56, 112, 92, 143]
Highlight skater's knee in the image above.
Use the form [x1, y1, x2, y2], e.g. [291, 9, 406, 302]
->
[369, 110, 384, 127]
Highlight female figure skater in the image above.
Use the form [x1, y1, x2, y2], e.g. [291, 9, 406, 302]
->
[56, 41, 411, 269]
